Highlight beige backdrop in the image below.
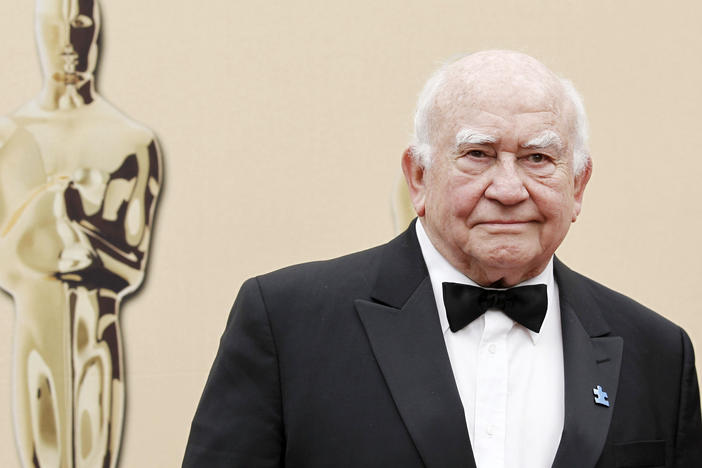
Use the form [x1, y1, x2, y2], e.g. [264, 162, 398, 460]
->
[1, 1, 701, 466]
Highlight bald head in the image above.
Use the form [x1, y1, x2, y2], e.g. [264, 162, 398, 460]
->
[412, 50, 589, 175]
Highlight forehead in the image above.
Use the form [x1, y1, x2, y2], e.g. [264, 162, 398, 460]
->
[76, 0, 97, 17]
[429, 54, 574, 146]
[434, 96, 569, 149]
[36, 0, 96, 17]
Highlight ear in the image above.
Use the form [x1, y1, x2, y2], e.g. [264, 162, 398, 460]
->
[571, 157, 592, 222]
[401, 147, 427, 217]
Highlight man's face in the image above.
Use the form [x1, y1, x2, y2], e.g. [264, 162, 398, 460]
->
[404, 61, 590, 286]
[36, 0, 99, 81]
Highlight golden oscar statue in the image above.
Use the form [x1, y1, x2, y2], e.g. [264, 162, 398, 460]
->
[0, 0, 162, 466]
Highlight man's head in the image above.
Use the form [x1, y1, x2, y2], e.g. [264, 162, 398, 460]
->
[35, 0, 100, 86]
[402, 50, 592, 286]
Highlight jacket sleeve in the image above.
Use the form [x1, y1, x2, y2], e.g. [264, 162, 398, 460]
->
[674, 328, 702, 467]
[182, 277, 284, 467]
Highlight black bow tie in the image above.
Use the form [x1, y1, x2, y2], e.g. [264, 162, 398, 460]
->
[442, 283, 548, 333]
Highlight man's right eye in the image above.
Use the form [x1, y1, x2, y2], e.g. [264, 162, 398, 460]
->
[466, 150, 487, 158]
[70, 15, 94, 29]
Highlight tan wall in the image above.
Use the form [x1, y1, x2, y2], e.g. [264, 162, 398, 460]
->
[0, 1, 701, 466]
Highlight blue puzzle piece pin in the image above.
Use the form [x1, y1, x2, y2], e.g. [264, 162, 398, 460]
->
[593, 385, 610, 407]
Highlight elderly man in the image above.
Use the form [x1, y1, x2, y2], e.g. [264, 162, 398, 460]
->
[183, 51, 702, 467]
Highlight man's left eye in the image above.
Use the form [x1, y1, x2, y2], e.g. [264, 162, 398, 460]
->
[467, 150, 487, 158]
[71, 15, 94, 28]
[528, 153, 546, 163]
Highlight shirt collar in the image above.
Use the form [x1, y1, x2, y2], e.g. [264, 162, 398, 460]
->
[415, 219, 556, 344]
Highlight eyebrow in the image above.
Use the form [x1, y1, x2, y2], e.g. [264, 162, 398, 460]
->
[455, 128, 497, 149]
[522, 130, 563, 150]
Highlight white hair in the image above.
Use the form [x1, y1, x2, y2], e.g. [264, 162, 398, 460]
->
[522, 130, 562, 150]
[455, 129, 497, 146]
[410, 57, 591, 175]
[559, 78, 590, 175]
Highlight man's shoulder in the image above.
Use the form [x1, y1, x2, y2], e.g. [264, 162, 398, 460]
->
[251, 241, 387, 301]
[556, 259, 685, 348]
[251, 222, 422, 301]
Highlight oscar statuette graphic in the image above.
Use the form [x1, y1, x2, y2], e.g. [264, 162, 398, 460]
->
[0, 0, 162, 466]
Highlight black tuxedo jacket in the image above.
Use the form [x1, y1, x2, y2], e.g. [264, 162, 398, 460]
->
[183, 224, 702, 467]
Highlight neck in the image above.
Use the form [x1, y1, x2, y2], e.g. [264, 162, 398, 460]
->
[39, 76, 96, 110]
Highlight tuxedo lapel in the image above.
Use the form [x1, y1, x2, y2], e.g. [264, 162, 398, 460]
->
[355, 222, 475, 468]
[354, 228, 624, 468]
[551, 259, 623, 468]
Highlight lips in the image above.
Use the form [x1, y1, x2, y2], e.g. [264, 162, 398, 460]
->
[479, 220, 532, 225]
[475, 220, 535, 232]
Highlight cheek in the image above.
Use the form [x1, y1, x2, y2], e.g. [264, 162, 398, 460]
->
[528, 176, 575, 214]
[425, 183, 480, 224]
[423, 164, 485, 222]
[38, 28, 66, 65]
[533, 190, 576, 236]
[448, 184, 483, 218]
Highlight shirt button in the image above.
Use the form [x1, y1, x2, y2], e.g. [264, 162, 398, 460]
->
[486, 424, 496, 436]
[488, 343, 497, 354]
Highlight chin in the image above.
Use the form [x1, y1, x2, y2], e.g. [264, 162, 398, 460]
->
[476, 244, 540, 272]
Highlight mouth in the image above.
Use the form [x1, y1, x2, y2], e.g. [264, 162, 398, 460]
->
[477, 221, 534, 232]
[479, 220, 533, 225]
[52, 71, 87, 86]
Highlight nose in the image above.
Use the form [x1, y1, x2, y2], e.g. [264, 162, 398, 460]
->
[484, 156, 529, 205]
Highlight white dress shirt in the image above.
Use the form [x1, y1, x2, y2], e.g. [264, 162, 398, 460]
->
[416, 220, 565, 468]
